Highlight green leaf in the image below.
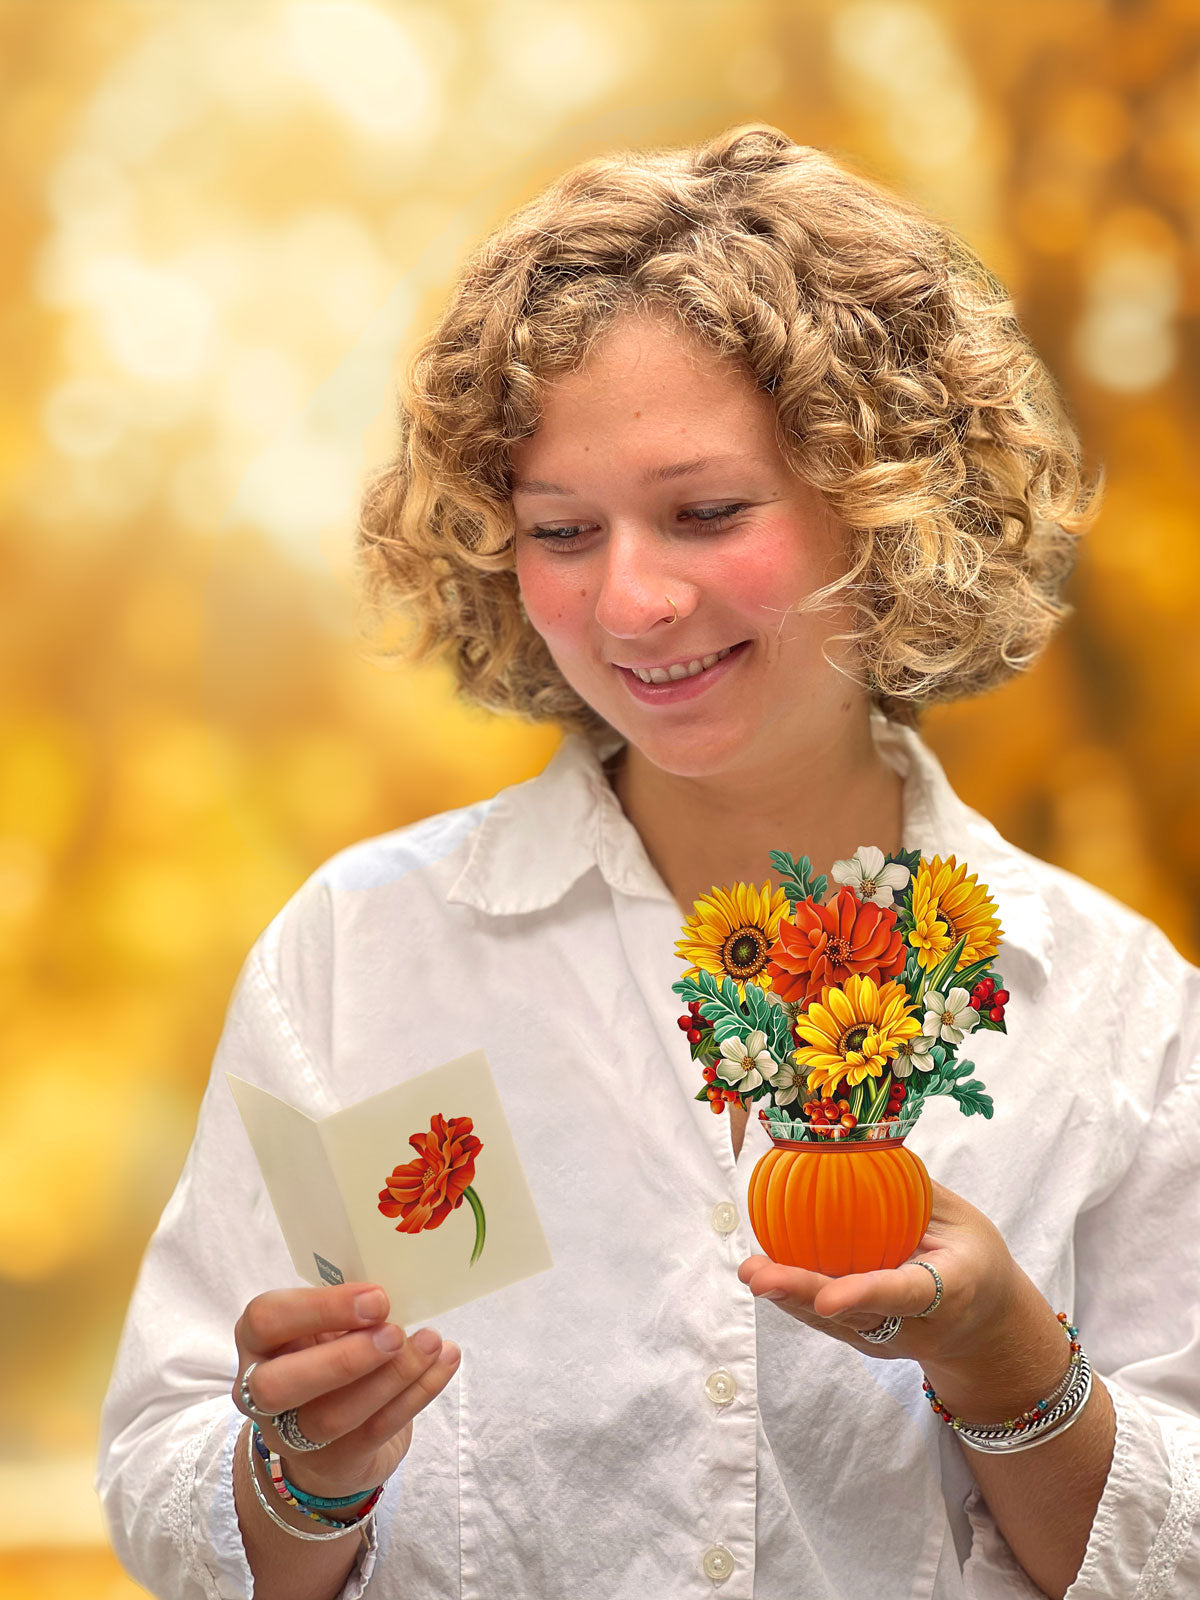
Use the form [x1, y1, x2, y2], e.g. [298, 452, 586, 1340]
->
[936, 1055, 976, 1085]
[768, 850, 828, 907]
[950, 1079, 994, 1118]
[953, 956, 996, 993]
[921, 933, 968, 1002]
[862, 1073, 891, 1123]
[886, 847, 922, 876]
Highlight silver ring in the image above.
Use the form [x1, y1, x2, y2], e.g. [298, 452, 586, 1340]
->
[858, 1315, 904, 1344]
[275, 1407, 326, 1453]
[910, 1260, 944, 1318]
[238, 1362, 277, 1421]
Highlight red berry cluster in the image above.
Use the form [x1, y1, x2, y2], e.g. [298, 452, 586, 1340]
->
[676, 999, 713, 1047]
[678, 1003, 738, 1113]
[801, 1096, 857, 1132]
[885, 1078, 908, 1119]
[970, 977, 1009, 1024]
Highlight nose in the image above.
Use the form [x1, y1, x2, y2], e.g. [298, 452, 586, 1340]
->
[593, 527, 692, 640]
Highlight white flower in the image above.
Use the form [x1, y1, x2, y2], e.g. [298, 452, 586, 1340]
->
[889, 1034, 935, 1078]
[830, 844, 911, 908]
[767, 1058, 806, 1106]
[922, 987, 980, 1046]
[717, 1029, 772, 1091]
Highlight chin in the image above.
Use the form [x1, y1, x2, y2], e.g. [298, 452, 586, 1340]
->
[611, 719, 753, 779]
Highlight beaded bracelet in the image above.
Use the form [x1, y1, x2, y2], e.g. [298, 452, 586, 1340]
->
[244, 1422, 375, 1542]
[250, 1423, 384, 1531]
[923, 1313, 1092, 1453]
[957, 1355, 1093, 1455]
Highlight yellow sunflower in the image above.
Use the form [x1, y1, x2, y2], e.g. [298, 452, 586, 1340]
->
[792, 974, 923, 1099]
[675, 880, 792, 1001]
[908, 855, 1003, 975]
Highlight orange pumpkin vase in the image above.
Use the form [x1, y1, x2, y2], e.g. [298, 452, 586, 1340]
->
[746, 1117, 932, 1277]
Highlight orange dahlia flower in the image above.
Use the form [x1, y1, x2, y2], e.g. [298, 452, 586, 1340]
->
[378, 1113, 483, 1234]
[766, 886, 906, 1008]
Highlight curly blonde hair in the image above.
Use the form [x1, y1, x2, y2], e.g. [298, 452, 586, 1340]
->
[358, 122, 1102, 742]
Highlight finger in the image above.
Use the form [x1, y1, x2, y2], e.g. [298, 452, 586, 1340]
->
[738, 1256, 833, 1306]
[341, 1339, 462, 1455]
[813, 1261, 945, 1323]
[237, 1283, 389, 1360]
[287, 1332, 460, 1455]
[241, 1323, 415, 1419]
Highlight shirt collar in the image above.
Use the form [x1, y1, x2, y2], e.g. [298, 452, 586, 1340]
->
[446, 711, 1052, 986]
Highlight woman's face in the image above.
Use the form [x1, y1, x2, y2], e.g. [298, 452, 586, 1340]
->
[511, 312, 861, 778]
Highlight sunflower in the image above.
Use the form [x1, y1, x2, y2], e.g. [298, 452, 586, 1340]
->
[792, 974, 923, 1100]
[675, 880, 792, 1001]
[908, 855, 1003, 975]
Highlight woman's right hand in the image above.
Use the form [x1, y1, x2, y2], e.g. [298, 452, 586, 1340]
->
[232, 1280, 461, 1502]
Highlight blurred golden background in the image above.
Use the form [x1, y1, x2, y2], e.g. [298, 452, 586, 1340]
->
[1, 1, 1197, 1593]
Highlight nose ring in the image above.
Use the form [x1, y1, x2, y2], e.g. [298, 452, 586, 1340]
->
[664, 596, 678, 625]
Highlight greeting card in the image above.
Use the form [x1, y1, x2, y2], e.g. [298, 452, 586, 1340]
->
[227, 1047, 554, 1326]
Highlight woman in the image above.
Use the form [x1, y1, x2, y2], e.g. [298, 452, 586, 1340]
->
[97, 125, 1200, 1600]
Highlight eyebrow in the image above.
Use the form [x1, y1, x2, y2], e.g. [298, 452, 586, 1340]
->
[510, 453, 750, 496]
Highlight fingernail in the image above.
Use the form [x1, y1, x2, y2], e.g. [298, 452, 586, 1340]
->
[412, 1328, 441, 1355]
[373, 1323, 404, 1351]
[762, 1291, 787, 1301]
[355, 1290, 387, 1321]
[439, 1341, 461, 1365]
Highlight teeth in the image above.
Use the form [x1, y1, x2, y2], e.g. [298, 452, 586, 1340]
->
[631, 645, 734, 684]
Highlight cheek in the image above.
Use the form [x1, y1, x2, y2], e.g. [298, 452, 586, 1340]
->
[708, 525, 825, 614]
[514, 552, 589, 640]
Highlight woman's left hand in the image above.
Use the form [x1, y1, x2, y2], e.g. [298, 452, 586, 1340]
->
[737, 1176, 1023, 1366]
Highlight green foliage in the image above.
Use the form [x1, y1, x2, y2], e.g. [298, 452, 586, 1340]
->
[673, 971, 790, 1060]
[921, 934, 968, 1001]
[887, 847, 923, 877]
[950, 1079, 994, 1117]
[907, 1054, 994, 1119]
[768, 850, 827, 908]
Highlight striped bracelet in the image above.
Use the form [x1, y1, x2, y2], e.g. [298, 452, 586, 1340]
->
[250, 1423, 384, 1529]
[922, 1313, 1093, 1453]
[244, 1423, 374, 1542]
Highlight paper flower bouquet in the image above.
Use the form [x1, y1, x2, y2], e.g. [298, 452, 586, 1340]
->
[671, 846, 1008, 1275]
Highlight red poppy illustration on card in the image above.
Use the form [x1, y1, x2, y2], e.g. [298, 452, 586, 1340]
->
[377, 1112, 487, 1265]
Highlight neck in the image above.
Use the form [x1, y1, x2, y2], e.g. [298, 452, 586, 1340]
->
[606, 708, 906, 921]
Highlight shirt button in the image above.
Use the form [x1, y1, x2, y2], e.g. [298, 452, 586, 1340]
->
[704, 1369, 737, 1407]
[711, 1201, 738, 1234]
[702, 1544, 735, 1582]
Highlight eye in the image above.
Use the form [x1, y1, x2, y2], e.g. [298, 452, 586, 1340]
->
[527, 504, 748, 551]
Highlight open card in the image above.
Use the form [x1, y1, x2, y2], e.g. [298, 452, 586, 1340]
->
[226, 1048, 554, 1326]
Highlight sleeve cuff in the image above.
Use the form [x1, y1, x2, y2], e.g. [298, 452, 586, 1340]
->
[960, 1380, 1200, 1600]
[1065, 1381, 1200, 1600]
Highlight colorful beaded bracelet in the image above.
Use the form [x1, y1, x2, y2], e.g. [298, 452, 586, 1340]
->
[251, 1422, 384, 1529]
[244, 1423, 373, 1543]
[922, 1312, 1083, 1437]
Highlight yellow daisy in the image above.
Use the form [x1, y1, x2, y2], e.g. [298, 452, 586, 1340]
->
[792, 974, 923, 1099]
[675, 880, 792, 1002]
[908, 854, 1003, 975]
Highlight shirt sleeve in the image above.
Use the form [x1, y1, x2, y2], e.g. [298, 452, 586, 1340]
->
[95, 936, 394, 1600]
[963, 929, 1200, 1600]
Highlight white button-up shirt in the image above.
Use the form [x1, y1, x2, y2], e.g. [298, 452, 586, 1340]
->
[97, 711, 1200, 1599]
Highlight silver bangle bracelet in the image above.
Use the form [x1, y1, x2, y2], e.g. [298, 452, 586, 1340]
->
[955, 1357, 1094, 1454]
[954, 1351, 1083, 1440]
[245, 1420, 374, 1542]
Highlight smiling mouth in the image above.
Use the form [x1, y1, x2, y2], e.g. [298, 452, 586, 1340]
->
[619, 642, 749, 684]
